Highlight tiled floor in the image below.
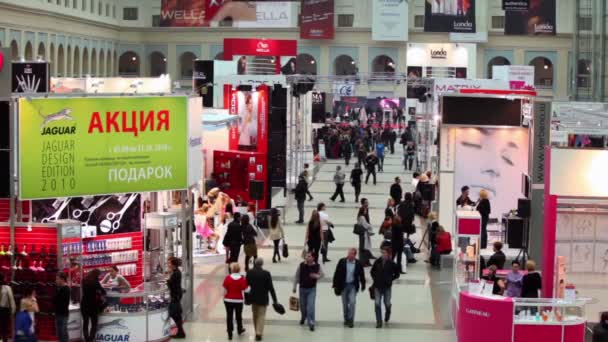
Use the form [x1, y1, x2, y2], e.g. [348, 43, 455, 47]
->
[184, 144, 457, 342]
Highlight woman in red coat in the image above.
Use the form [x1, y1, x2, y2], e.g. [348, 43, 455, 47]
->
[223, 263, 250, 340]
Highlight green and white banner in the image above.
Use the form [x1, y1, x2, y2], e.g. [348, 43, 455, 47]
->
[19, 96, 189, 199]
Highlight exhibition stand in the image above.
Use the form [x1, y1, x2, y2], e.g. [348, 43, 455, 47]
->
[3, 93, 201, 341]
[50, 75, 172, 94]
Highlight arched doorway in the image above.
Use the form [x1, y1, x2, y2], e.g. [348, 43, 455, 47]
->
[73, 46, 81, 76]
[49, 43, 55, 76]
[529, 56, 553, 89]
[296, 54, 317, 75]
[118, 51, 140, 77]
[10, 40, 18, 60]
[334, 55, 357, 76]
[67, 46, 72, 76]
[91, 48, 97, 76]
[99, 49, 105, 76]
[57, 44, 65, 76]
[106, 50, 112, 76]
[487, 56, 511, 78]
[371, 55, 395, 74]
[149, 51, 167, 77]
[24, 42, 33, 60]
[37, 42, 46, 60]
[180, 52, 196, 79]
[82, 47, 89, 75]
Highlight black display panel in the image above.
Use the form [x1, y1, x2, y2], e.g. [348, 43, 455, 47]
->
[442, 96, 522, 126]
[269, 86, 287, 188]
[193, 60, 214, 107]
[12, 62, 49, 93]
[312, 92, 326, 123]
[0, 101, 9, 149]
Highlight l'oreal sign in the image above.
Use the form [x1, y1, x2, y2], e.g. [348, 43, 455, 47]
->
[430, 48, 447, 59]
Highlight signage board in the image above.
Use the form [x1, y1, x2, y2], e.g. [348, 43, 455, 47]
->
[12, 61, 49, 93]
[505, 0, 555, 35]
[300, 0, 334, 39]
[18, 96, 189, 199]
[424, 0, 475, 33]
[372, 0, 408, 41]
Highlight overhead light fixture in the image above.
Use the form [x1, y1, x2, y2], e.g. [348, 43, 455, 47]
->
[351, 61, 356, 65]
[543, 64, 549, 70]
[132, 56, 137, 61]
[310, 60, 315, 64]
[163, 58, 167, 62]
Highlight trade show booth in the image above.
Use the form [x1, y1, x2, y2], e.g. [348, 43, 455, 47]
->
[50, 75, 172, 94]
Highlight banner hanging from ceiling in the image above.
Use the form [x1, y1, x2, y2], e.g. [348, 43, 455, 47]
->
[18, 96, 190, 199]
[372, 0, 409, 41]
[300, 0, 335, 39]
[505, 0, 556, 35]
[160, 0, 292, 28]
[424, 0, 476, 33]
[503, 0, 529, 11]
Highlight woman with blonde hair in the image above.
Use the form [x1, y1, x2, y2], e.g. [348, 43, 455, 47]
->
[521, 260, 542, 299]
[476, 189, 491, 249]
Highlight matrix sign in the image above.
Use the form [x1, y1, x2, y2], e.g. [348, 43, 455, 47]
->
[19, 97, 188, 199]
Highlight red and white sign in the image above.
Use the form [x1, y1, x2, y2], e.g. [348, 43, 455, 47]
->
[301, 0, 335, 39]
[492, 65, 535, 90]
[223, 38, 297, 59]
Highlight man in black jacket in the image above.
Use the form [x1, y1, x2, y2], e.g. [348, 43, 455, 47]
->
[332, 248, 366, 328]
[294, 176, 308, 224]
[390, 177, 403, 204]
[246, 258, 278, 341]
[223, 213, 243, 263]
[364, 152, 379, 185]
[371, 247, 400, 328]
[54, 272, 71, 342]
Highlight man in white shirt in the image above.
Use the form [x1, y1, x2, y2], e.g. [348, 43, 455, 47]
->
[317, 203, 333, 264]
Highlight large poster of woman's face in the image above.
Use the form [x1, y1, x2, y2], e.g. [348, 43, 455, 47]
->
[237, 91, 259, 151]
[453, 128, 529, 219]
[505, 0, 556, 35]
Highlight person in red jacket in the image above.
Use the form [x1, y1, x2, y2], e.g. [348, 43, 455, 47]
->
[223, 263, 250, 340]
[431, 226, 452, 268]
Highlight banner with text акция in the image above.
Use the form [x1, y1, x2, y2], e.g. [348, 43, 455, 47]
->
[19, 97, 188, 199]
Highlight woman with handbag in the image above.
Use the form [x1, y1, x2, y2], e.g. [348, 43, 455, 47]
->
[167, 257, 186, 339]
[81, 269, 105, 342]
[268, 208, 285, 263]
[242, 215, 258, 272]
[357, 198, 375, 267]
[305, 211, 323, 262]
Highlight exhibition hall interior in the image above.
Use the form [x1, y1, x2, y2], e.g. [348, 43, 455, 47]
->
[2, 0, 608, 341]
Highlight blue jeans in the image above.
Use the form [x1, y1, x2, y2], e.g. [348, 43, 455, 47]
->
[299, 287, 316, 327]
[341, 283, 357, 323]
[55, 315, 69, 342]
[374, 287, 392, 323]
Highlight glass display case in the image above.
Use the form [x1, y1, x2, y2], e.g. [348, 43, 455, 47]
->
[513, 298, 586, 325]
[144, 212, 178, 281]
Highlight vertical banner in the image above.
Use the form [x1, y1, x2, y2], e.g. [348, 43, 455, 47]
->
[505, 0, 556, 35]
[372, 0, 409, 41]
[300, 0, 335, 39]
[424, 0, 476, 33]
[229, 87, 269, 153]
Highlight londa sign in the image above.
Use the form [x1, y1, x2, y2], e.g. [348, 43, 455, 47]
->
[430, 48, 447, 59]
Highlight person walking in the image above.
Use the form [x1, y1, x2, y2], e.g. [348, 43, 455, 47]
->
[389, 129, 397, 154]
[332, 248, 366, 328]
[0, 274, 15, 342]
[318, 203, 334, 263]
[246, 258, 278, 341]
[342, 138, 352, 166]
[305, 210, 323, 262]
[167, 257, 186, 339]
[294, 176, 308, 224]
[357, 142, 367, 166]
[405, 142, 416, 171]
[375, 142, 385, 172]
[357, 198, 375, 267]
[268, 208, 285, 263]
[54, 272, 71, 342]
[223, 263, 249, 340]
[390, 177, 403, 204]
[293, 252, 324, 331]
[397, 193, 416, 237]
[242, 215, 258, 272]
[476, 189, 491, 249]
[81, 269, 105, 342]
[391, 216, 407, 274]
[364, 152, 379, 185]
[223, 212, 244, 265]
[350, 163, 363, 203]
[330, 166, 346, 203]
[370, 247, 400, 328]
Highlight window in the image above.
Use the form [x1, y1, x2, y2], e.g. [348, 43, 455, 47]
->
[219, 17, 233, 27]
[112, 5, 116, 18]
[98, 1, 102, 15]
[180, 52, 197, 79]
[152, 15, 161, 27]
[334, 55, 356, 76]
[90, 0, 94, 13]
[529, 57, 553, 89]
[123, 7, 138, 20]
[337, 14, 354, 27]
[578, 17, 592, 31]
[106, 4, 109, 16]
[414, 15, 424, 28]
[82, 0, 85, 11]
[73, 0, 77, 9]
[577, 59, 591, 88]
[487, 56, 511, 78]
[491, 16, 505, 29]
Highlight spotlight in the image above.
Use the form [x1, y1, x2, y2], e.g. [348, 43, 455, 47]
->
[543, 64, 548, 70]
[310, 60, 315, 64]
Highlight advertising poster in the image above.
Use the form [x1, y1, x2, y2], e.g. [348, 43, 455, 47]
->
[31, 194, 141, 234]
[301, 0, 335, 39]
[503, 0, 529, 11]
[12, 62, 49, 93]
[312, 92, 327, 123]
[227, 87, 268, 153]
[505, 0, 556, 35]
[424, 0, 476, 33]
[160, 0, 256, 27]
[372, 0, 409, 41]
[18, 97, 188, 199]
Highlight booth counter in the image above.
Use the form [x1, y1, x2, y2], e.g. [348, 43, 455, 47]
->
[454, 291, 586, 342]
[68, 282, 171, 342]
